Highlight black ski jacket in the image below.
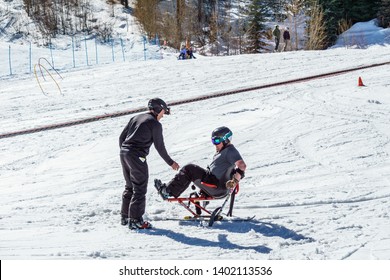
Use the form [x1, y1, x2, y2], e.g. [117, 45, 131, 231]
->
[119, 112, 174, 166]
[283, 30, 290, 40]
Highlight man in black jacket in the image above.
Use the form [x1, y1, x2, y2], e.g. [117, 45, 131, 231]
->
[119, 98, 179, 230]
[283, 27, 291, 52]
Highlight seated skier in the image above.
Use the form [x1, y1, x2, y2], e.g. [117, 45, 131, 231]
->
[178, 46, 187, 60]
[155, 126, 246, 199]
[187, 47, 196, 59]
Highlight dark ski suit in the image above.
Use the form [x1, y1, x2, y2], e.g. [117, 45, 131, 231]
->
[119, 112, 174, 219]
[273, 26, 281, 51]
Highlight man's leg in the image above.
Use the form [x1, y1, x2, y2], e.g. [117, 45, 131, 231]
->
[120, 152, 137, 225]
[166, 164, 206, 197]
[120, 152, 133, 220]
[127, 154, 149, 220]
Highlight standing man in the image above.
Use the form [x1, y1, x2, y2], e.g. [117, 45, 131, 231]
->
[283, 27, 291, 51]
[273, 25, 281, 52]
[119, 98, 179, 230]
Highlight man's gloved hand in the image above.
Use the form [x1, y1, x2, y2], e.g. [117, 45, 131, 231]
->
[226, 177, 239, 189]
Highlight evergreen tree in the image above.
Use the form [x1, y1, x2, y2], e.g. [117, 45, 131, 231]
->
[318, 0, 381, 47]
[246, 0, 268, 53]
[378, 0, 390, 28]
[342, 0, 380, 23]
[265, 0, 289, 22]
[317, 0, 344, 47]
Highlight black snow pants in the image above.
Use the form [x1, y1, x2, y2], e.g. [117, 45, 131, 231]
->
[166, 164, 228, 198]
[275, 38, 280, 51]
[120, 149, 148, 220]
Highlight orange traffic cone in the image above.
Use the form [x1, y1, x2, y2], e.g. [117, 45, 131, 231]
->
[358, 77, 365, 87]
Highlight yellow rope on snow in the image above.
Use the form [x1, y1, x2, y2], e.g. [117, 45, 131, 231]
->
[34, 57, 63, 96]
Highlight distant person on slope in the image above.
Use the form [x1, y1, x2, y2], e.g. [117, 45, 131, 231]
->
[119, 98, 179, 230]
[120, 0, 129, 8]
[273, 25, 281, 52]
[283, 27, 291, 51]
[178, 46, 188, 60]
[187, 47, 196, 59]
[154, 126, 246, 200]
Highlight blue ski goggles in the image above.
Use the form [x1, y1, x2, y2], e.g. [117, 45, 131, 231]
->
[211, 131, 232, 145]
[211, 136, 223, 145]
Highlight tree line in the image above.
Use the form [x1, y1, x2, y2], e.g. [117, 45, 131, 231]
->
[19, 0, 390, 52]
[134, 0, 390, 54]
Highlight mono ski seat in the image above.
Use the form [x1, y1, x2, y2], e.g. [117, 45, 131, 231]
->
[167, 183, 239, 226]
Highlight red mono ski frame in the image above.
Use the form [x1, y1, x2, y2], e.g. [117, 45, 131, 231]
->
[166, 184, 240, 218]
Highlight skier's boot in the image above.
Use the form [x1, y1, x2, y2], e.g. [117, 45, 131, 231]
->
[154, 179, 170, 200]
[121, 215, 128, 226]
[129, 217, 152, 230]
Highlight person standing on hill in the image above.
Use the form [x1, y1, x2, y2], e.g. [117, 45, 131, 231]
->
[273, 25, 281, 52]
[119, 98, 179, 230]
[283, 27, 291, 51]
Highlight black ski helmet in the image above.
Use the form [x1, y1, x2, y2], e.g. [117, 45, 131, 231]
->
[148, 98, 170, 115]
[211, 126, 233, 145]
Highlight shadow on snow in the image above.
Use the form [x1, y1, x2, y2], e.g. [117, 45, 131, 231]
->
[141, 220, 313, 254]
[142, 227, 272, 254]
[210, 219, 314, 242]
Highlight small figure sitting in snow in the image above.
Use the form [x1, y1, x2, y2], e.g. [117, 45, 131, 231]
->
[178, 46, 188, 60]
[187, 47, 196, 59]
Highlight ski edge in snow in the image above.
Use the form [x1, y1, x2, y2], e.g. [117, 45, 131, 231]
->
[159, 215, 256, 223]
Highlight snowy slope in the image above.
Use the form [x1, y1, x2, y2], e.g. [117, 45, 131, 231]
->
[1, 7, 390, 260]
[1, 47, 390, 260]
